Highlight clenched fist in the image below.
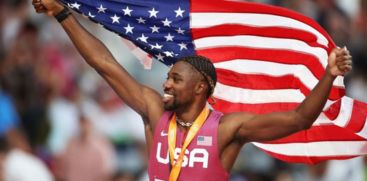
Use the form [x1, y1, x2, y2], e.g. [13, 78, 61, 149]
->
[32, 0, 64, 16]
[327, 47, 352, 77]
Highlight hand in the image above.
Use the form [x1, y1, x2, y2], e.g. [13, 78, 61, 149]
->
[32, 0, 64, 16]
[326, 47, 352, 77]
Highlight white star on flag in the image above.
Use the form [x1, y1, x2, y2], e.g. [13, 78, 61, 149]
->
[174, 7, 185, 17]
[162, 18, 172, 27]
[156, 53, 164, 61]
[122, 6, 133, 16]
[124, 24, 134, 34]
[178, 42, 188, 50]
[111, 14, 120, 24]
[97, 4, 106, 13]
[176, 27, 185, 34]
[137, 34, 149, 43]
[88, 12, 95, 18]
[150, 43, 163, 50]
[70, 2, 81, 9]
[148, 8, 159, 18]
[164, 33, 174, 41]
[163, 51, 174, 57]
[137, 17, 146, 24]
[150, 25, 160, 33]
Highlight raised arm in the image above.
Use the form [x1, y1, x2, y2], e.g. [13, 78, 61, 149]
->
[32, 0, 164, 124]
[221, 47, 352, 144]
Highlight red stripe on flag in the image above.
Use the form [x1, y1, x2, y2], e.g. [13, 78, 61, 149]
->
[262, 125, 366, 144]
[213, 99, 299, 114]
[192, 25, 327, 49]
[345, 101, 367, 133]
[259, 148, 357, 164]
[324, 100, 342, 120]
[217, 69, 297, 89]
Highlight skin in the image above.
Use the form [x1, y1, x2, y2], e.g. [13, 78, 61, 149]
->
[32, 0, 353, 172]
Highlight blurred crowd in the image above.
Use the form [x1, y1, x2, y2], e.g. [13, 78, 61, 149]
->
[0, 0, 366, 181]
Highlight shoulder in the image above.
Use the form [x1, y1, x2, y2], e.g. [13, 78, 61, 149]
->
[219, 112, 255, 126]
[217, 112, 255, 142]
[140, 86, 165, 126]
[216, 112, 256, 155]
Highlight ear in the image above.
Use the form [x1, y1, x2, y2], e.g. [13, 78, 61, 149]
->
[195, 82, 206, 95]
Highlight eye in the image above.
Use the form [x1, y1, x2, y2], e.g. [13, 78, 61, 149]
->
[173, 77, 182, 83]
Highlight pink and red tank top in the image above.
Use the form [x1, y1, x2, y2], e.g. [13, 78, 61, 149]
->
[148, 110, 229, 181]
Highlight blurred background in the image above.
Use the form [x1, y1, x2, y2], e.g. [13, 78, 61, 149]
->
[0, 0, 367, 180]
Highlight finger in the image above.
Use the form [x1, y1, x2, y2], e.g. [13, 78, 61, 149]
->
[337, 59, 352, 66]
[339, 64, 352, 71]
[329, 49, 337, 62]
[336, 49, 348, 58]
[343, 60, 353, 66]
[345, 48, 350, 56]
[35, 6, 47, 13]
[337, 61, 352, 68]
[33, 2, 43, 6]
[336, 55, 352, 63]
[342, 46, 350, 55]
[344, 55, 352, 59]
[36, 8, 46, 13]
[33, 0, 45, 8]
[343, 65, 353, 73]
[336, 61, 346, 67]
[337, 60, 352, 66]
[34, 4, 44, 9]
[38, 6, 47, 12]
[34, 4, 45, 10]
[32, 0, 43, 6]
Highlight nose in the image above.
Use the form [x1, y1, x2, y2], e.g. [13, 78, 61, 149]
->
[163, 79, 172, 91]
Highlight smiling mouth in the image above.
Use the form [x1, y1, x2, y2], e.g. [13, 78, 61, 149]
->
[162, 93, 174, 103]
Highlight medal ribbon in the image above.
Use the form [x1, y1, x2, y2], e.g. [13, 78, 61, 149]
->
[168, 106, 210, 181]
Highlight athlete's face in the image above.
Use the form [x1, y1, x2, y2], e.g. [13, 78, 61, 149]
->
[162, 61, 203, 111]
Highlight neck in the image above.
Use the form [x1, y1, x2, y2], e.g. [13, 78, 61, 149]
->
[175, 101, 207, 124]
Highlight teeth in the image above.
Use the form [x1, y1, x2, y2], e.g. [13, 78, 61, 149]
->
[163, 94, 173, 98]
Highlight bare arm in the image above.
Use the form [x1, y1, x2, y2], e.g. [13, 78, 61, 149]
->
[222, 47, 352, 143]
[32, 1, 164, 124]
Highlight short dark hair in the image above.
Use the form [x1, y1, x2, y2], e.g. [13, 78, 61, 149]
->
[178, 55, 217, 98]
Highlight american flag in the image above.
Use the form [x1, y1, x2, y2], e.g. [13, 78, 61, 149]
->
[197, 136, 213, 147]
[59, 0, 367, 164]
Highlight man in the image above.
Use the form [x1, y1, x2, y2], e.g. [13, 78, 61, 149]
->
[32, 0, 352, 180]
[58, 114, 115, 181]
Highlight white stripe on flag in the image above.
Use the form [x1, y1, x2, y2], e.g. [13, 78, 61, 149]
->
[253, 141, 367, 156]
[313, 113, 336, 125]
[333, 98, 354, 127]
[191, 13, 329, 46]
[214, 82, 305, 104]
[214, 59, 344, 88]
